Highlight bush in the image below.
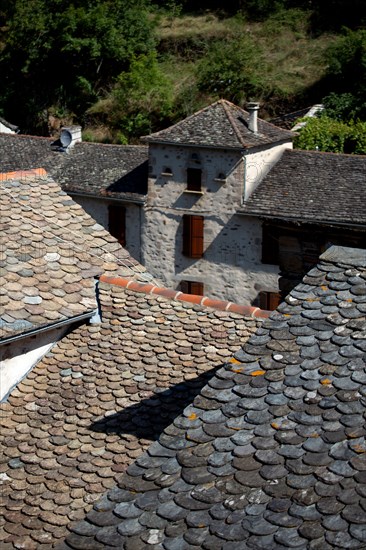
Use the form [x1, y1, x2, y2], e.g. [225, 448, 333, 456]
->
[294, 116, 366, 155]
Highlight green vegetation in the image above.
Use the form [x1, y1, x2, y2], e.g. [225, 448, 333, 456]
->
[295, 117, 366, 155]
[0, 0, 365, 148]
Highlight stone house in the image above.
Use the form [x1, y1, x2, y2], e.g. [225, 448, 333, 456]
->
[1, 100, 366, 309]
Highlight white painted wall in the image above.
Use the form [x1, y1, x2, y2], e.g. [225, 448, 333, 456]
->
[0, 326, 68, 401]
[142, 144, 280, 304]
[244, 141, 293, 201]
[70, 195, 143, 262]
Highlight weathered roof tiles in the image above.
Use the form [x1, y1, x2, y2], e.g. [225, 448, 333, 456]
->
[62, 245, 366, 550]
[240, 148, 366, 226]
[144, 99, 294, 150]
[0, 282, 261, 549]
[0, 134, 148, 200]
[0, 169, 147, 340]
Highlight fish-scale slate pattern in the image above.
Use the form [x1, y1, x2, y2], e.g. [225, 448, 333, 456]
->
[0, 170, 146, 340]
[62, 245, 366, 550]
[0, 134, 148, 200]
[240, 149, 366, 225]
[144, 99, 294, 150]
[0, 282, 260, 549]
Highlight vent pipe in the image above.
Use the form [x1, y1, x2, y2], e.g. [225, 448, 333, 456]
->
[247, 102, 260, 134]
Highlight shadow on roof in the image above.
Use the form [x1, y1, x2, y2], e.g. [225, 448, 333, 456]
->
[106, 160, 148, 195]
[89, 365, 222, 441]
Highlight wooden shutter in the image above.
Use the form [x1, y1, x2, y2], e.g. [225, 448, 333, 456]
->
[187, 168, 202, 192]
[180, 281, 204, 295]
[183, 215, 204, 258]
[108, 205, 126, 246]
[259, 291, 281, 311]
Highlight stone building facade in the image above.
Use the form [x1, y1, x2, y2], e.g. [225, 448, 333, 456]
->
[141, 101, 294, 304]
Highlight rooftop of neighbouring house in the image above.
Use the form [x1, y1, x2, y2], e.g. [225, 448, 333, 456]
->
[0, 133, 148, 201]
[0, 278, 264, 549]
[143, 99, 295, 150]
[59, 245, 366, 550]
[240, 148, 366, 226]
[0, 168, 148, 342]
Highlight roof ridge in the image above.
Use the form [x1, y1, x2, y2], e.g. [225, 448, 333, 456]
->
[0, 168, 47, 181]
[99, 275, 270, 319]
[221, 100, 248, 149]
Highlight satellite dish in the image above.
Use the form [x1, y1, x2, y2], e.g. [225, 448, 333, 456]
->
[60, 129, 72, 148]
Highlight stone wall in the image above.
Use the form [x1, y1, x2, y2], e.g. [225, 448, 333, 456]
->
[70, 195, 142, 262]
[142, 144, 280, 304]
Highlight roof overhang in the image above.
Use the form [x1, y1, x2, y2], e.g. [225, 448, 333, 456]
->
[237, 210, 366, 230]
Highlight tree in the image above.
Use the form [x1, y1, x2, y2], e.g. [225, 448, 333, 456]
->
[0, 0, 156, 133]
[323, 29, 366, 119]
[294, 116, 366, 155]
[87, 52, 173, 142]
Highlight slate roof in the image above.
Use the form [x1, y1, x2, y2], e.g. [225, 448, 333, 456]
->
[0, 169, 147, 341]
[0, 281, 261, 549]
[0, 133, 148, 201]
[62, 245, 366, 550]
[143, 99, 294, 150]
[240, 149, 366, 226]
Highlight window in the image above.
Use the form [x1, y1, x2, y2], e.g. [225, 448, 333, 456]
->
[259, 291, 281, 311]
[186, 168, 202, 192]
[262, 224, 279, 264]
[182, 215, 204, 258]
[180, 281, 204, 295]
[108, 205, 126, 246]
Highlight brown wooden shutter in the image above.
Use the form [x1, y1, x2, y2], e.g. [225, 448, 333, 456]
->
[180, 281, 204, 295]
[183, 215, 204, 258]
[189, 281, 204, 295]
[108, 205, 126, 246]
[259, 291, 281, 311]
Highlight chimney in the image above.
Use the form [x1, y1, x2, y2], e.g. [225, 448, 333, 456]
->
[60, 125, 82, 150]
[247, 102, 260, 134]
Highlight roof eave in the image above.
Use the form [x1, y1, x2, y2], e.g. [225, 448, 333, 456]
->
[237, 209, 366, 229]
[66, 190, 146, 204]
[0, 310, 95, 346]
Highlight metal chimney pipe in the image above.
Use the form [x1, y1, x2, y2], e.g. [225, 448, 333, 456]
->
[247, 102, 260, 134]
